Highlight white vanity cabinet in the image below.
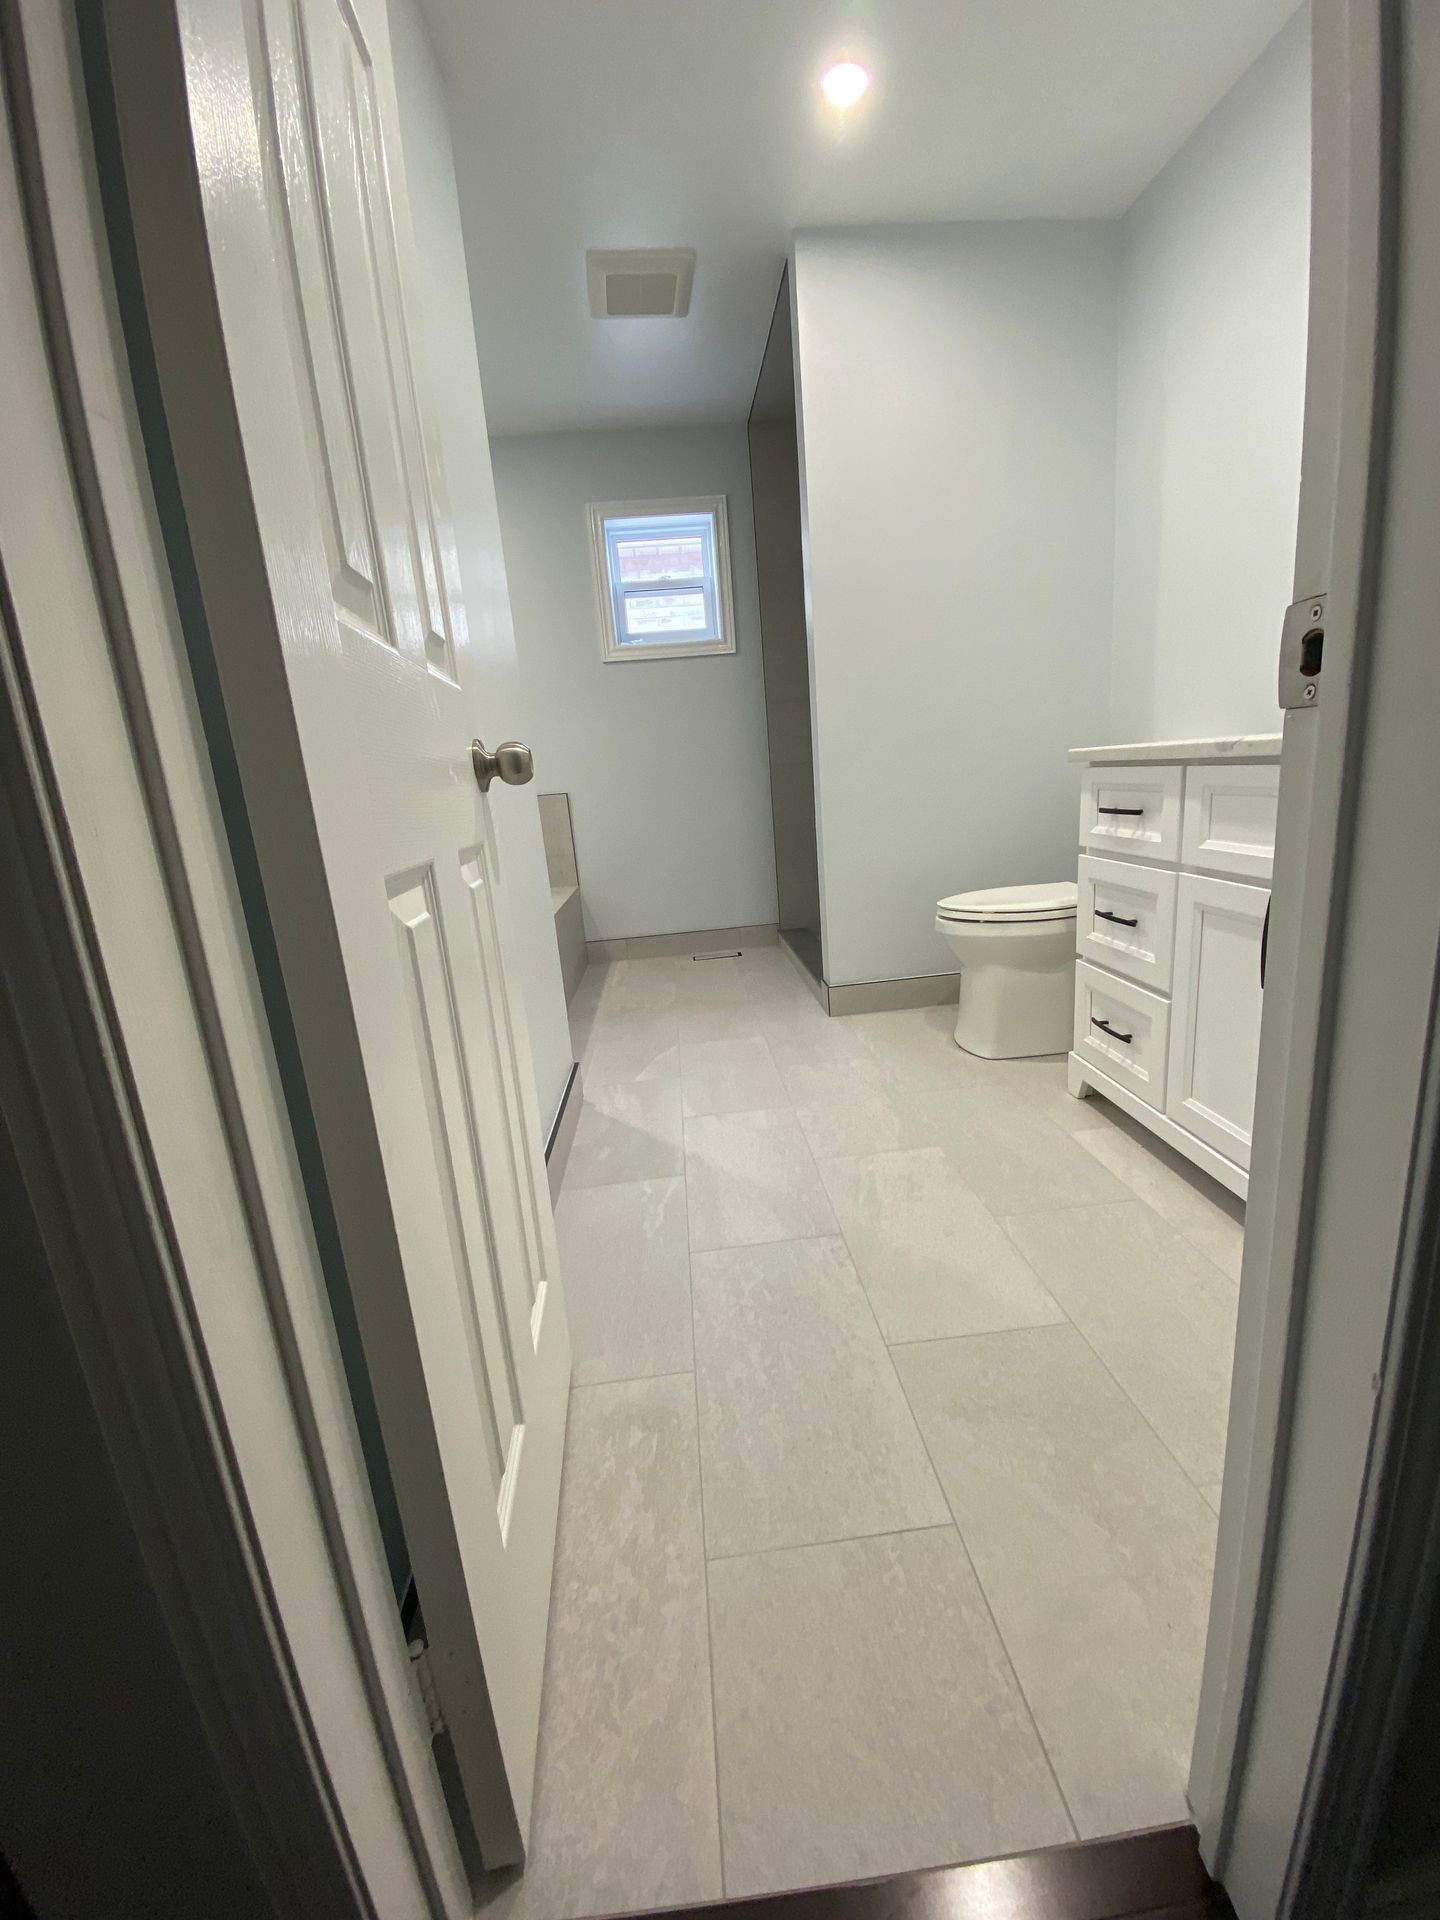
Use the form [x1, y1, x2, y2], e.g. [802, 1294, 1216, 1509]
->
[1067, 736, 1282, 1199]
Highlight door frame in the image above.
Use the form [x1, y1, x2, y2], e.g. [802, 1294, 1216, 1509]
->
[1190, 4, 1440, 1915]
[0, 4, 470, 1914]
[6, 0, 1438, 1917]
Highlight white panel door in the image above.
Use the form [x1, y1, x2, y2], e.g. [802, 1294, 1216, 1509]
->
[132, 0, 570, 1862]
[1167, 873, 1270, 1171]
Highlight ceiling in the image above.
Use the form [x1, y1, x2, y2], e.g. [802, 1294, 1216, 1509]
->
[419, 0, 1302, 438]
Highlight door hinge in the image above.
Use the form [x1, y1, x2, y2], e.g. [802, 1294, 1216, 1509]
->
[408, 1637, 446, 1740]
[1279, 591, 1326, 708]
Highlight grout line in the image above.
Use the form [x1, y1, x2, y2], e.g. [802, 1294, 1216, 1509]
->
[689, 1227, 844, 1260]
[704, 1520, 957, 1569]
[992, 1215, 1235, 1506]
[1023, 1307, 1223, 1516]
[682, 1167, 727, 1900]
[885, 1346, 1082, 1844]
[883, 1318, 1070, 1353]
[569, 1366, 696, 1397]
[808, 1111, 1085, 1844]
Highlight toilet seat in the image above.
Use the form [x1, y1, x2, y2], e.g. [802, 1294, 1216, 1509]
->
[936, 881, 1077, 926]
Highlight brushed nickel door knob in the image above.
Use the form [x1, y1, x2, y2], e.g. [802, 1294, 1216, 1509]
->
[471, 738, 534, 793]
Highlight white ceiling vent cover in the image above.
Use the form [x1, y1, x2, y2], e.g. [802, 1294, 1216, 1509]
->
[586, 249, 695, 319]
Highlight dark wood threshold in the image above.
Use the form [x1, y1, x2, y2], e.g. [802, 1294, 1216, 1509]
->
[605, 1826, 1231, 1920]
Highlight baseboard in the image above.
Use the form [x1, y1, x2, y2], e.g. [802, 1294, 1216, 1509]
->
[779, 930, 828, 1007]
[544, 1061, 582, 1201]
[826, 971, 960, 1016]
[586, 923, 779, 962]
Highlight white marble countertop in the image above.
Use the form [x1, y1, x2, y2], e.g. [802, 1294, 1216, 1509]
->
[1067, 732, 1283, 765]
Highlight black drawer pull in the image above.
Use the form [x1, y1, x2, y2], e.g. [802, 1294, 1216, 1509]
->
[1096, 805, 1145, 817]
[1091, 1016, 1134, 1045]
[1095, 909, 1139, 928]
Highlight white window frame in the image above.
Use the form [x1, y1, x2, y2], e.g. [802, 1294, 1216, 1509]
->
[586, 494, 737, 663]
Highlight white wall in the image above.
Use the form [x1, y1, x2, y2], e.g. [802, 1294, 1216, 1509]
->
[490, 427, 778, 942]
[1111, 8, 1311, 741]
[791, 223, 1118, 987]
[389, 0, 575, 1128]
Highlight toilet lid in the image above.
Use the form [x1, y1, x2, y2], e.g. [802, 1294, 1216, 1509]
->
[936, 881, 1077, 923]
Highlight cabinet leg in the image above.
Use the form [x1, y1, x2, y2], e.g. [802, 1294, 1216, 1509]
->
[1067, 1053, 1093, 1101]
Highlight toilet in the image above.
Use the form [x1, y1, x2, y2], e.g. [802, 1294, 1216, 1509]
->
[933, 882, 1078, 1059]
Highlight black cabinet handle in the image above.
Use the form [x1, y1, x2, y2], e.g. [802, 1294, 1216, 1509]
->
[1261, 896, 1271, 987]
[1091, 1016, 1134, 1045]
[1097, 805, 1145, 817]
[1095, 909, 1139, 928]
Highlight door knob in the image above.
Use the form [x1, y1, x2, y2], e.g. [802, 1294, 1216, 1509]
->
[471, 738, 534, 793]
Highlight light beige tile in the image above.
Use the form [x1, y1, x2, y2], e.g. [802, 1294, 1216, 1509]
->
[782, 1057, 928, 1159]
[850, 1005, 988, 1089]
[817, 1147, 1066, 1345]
[709, 1529, 1072, 1897]
[565, 1080, 683, 1189]
[499, 1377, 720, 1919]
[555, 1177, 692, 1386]
[680, 1035, 790, 1117]
[1075, 1120, 1246, 1280]
[752, 1002, 870, 1072]
[675, 997, 769, 1043]
[1197, 1476, 1224, 1515]
[684, 1108, 838, 1251]
[692, 1236, 948, 1556]
[1004, 1202, 1237, 1484]
[962, 1055, 1121, 1135]
[580, 1013, 681, 1087]
[894, 1325, 1217, 1839]
[584, 957, 683, 1019]
[905, 1088, 1132, 1215]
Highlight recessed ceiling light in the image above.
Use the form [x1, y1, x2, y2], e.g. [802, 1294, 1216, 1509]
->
[820, 60, 870, 109]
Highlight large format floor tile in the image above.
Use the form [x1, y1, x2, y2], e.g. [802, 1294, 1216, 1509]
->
[1074, 1119, 1246, 1281]
[580, 1015, 681, 1088]
[691, 1236, 948, 1556]
[507, 1376, 721, 1919]
[782, 1057, 927, 1159]
[904, 1089, 1133, 1215]
[961, 1055, 1120, 1136]
[680, 1035, 790, 1117]
[816, 1147, 1066, 1345]
[751, 1001, 871, 1072]
[848, 1005, 986, 1089]
[555, 1177, 693, 1386]
[684, 1107, 838, 1251]
[894, 1325, 1218, 1839]
[1004, 1202, 1238, 1485]
[565, 1080, 684, 1189]
[708, 1528, 1073, 1897]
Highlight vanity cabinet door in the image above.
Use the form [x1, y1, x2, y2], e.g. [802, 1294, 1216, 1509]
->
[1166, 873, 1269, 1171]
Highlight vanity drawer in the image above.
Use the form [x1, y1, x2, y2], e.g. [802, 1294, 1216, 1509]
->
[1073, 962, 1170, 1111]
[1079, 764, 1183, 866]
[1077, 856, 1178, 992]
[1181, 761, 1281, 880]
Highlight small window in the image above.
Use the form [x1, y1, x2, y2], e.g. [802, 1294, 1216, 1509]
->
[587, 497, 736, 662]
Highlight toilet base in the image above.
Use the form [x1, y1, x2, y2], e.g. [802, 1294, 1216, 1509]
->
[951, 957, 1074, 1059]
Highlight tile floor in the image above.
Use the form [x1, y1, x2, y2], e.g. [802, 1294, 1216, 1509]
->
[495, 944, 1243, 1917]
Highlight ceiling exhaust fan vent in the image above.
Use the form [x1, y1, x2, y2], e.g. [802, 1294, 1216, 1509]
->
[586, 248, 695, 319]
